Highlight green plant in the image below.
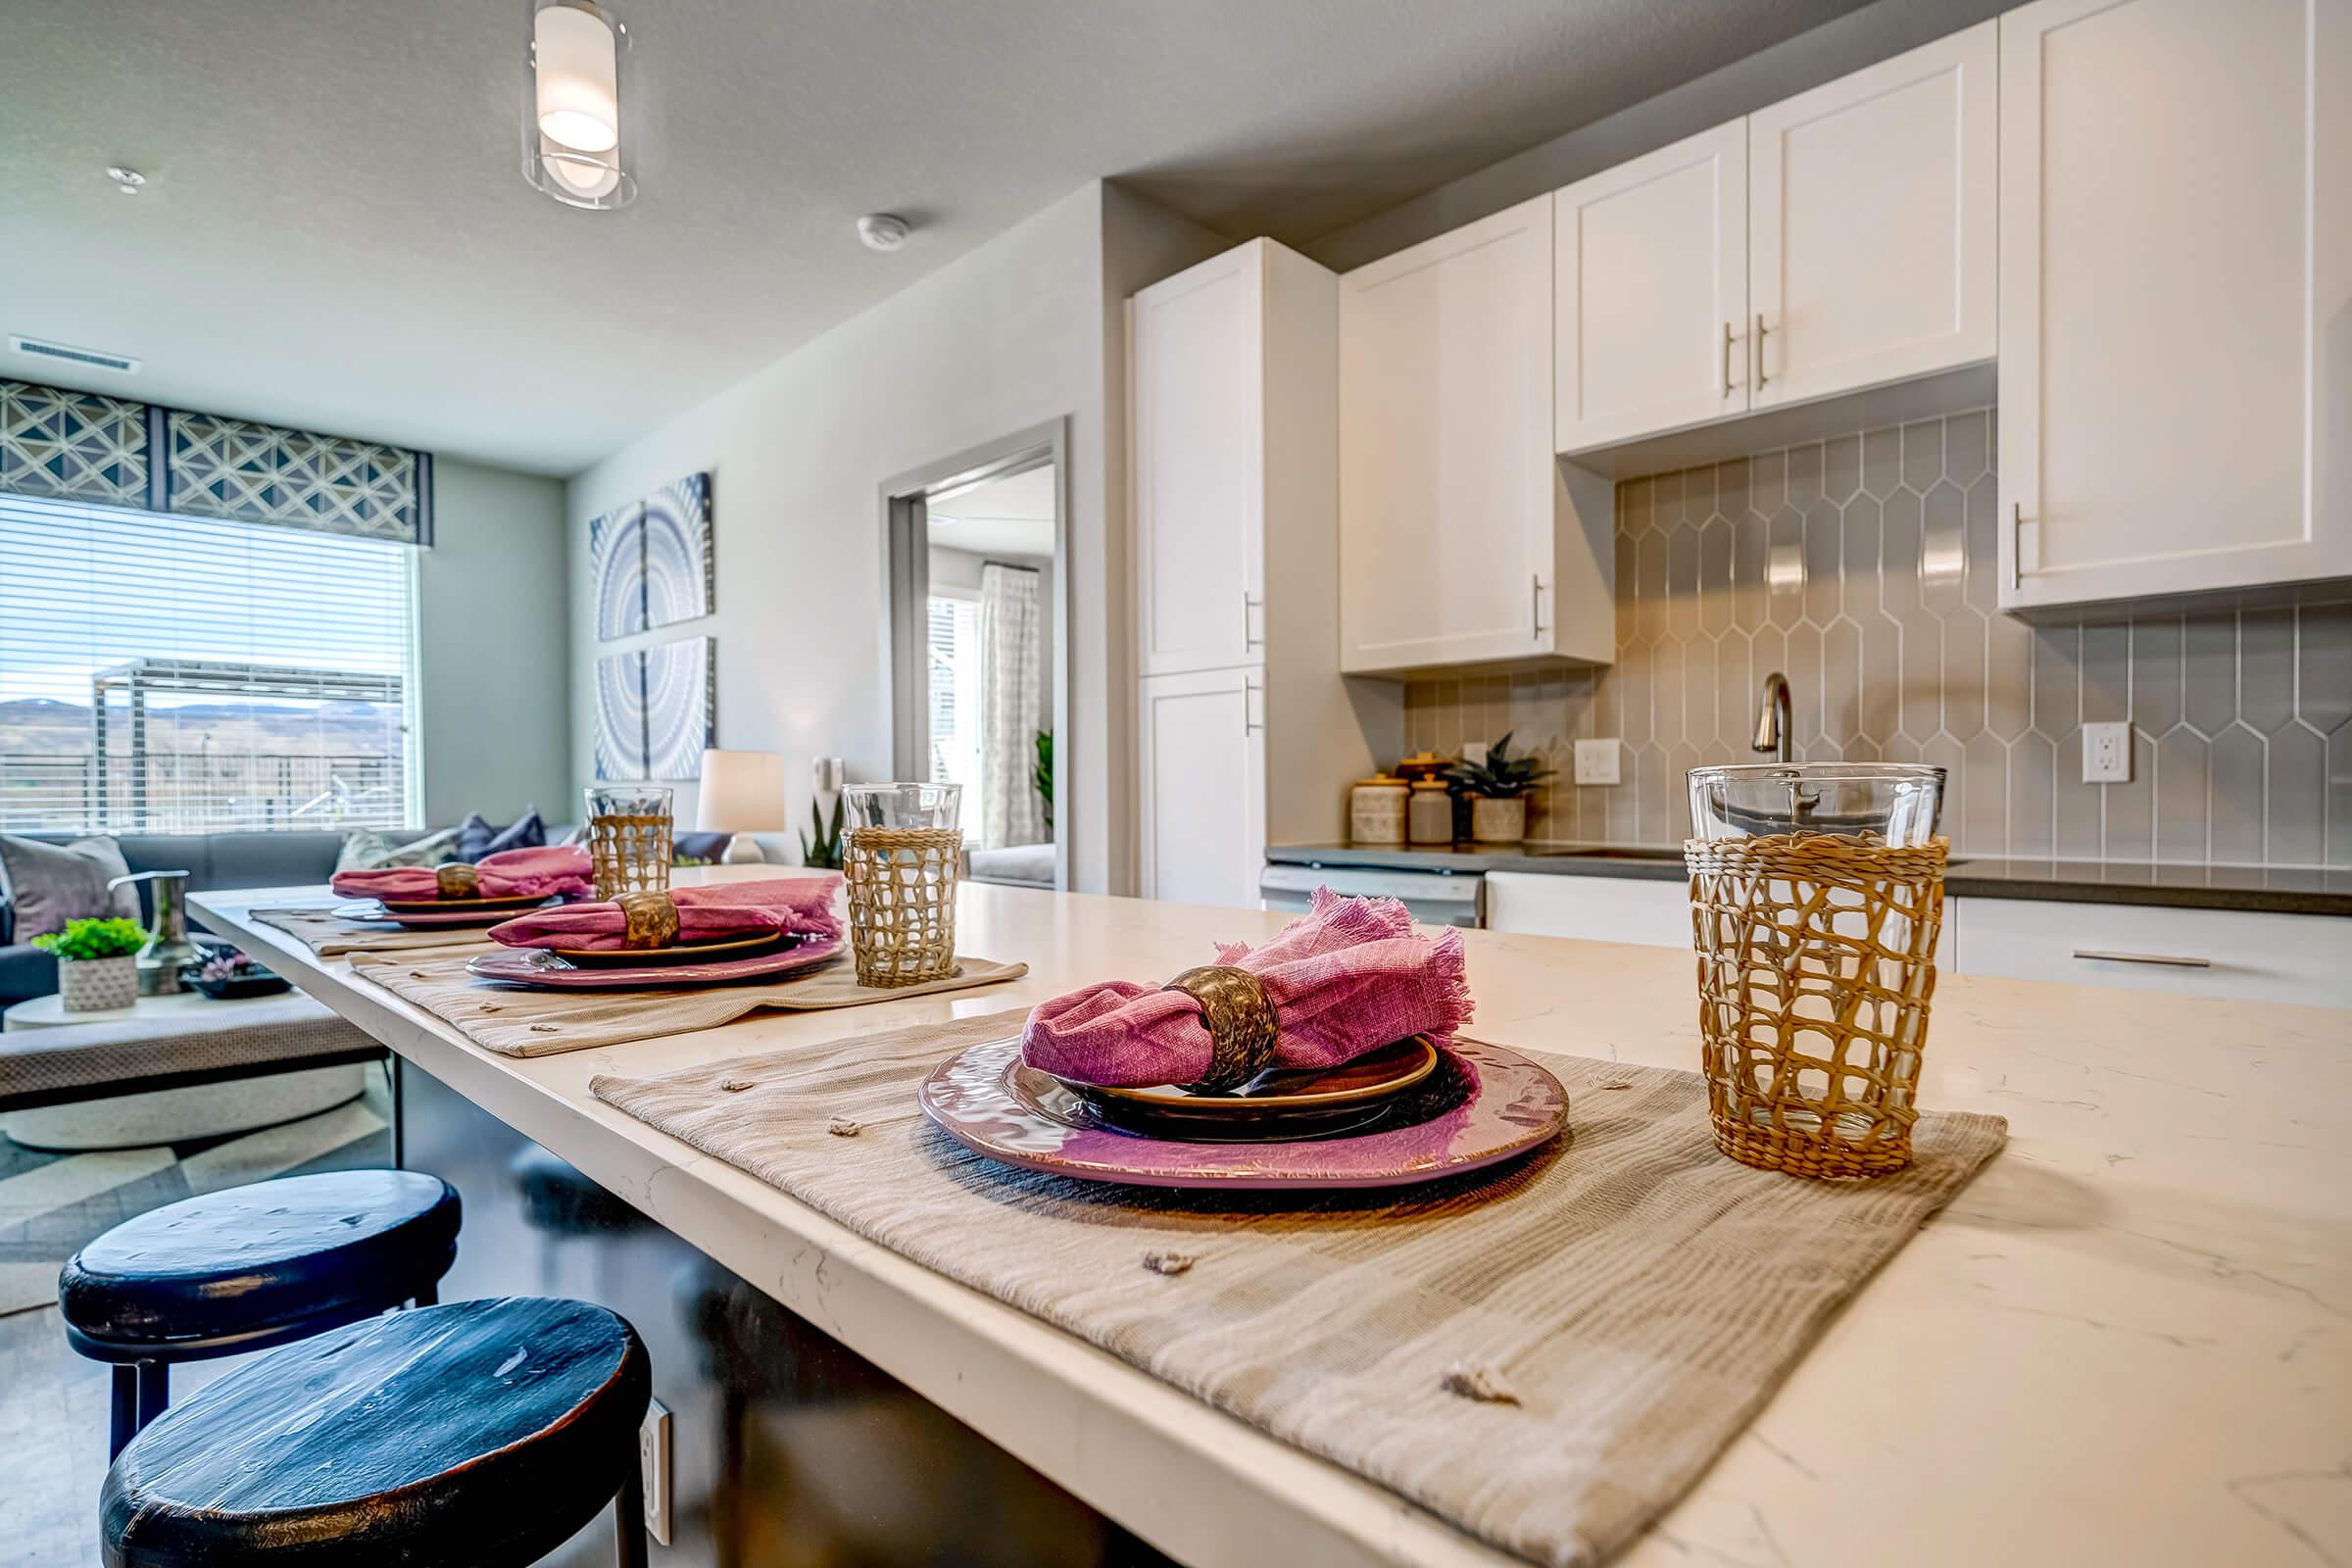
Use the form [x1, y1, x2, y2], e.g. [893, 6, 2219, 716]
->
[1033, 729, 1054, 831]
[801, 792, 845, 869]
[33, 916, 147, 961]
[1446, 731, 1554, 799]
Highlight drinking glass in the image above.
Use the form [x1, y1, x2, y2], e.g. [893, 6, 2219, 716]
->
[841, 783, 962, 986]
[584, 784, 674, 902]
[1685, 763, 1947, 1178]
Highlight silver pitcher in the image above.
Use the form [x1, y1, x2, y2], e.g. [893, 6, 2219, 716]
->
[107, 869, 198, 996]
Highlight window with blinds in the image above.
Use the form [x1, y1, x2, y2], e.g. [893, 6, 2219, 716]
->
[0, 494, 418, 835]
[926, 592, 986, 825]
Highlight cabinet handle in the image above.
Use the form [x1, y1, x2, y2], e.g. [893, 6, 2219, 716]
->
[1721, 321, 1737, 399]
[2009, 503, 2024, 592]
[1753, 315, 1769, 388]
[1530, 573, 1546, 639]
[2072, 949, 2212, 969]
[1243, 592, 1263, 651]
[1243, 681, 1264, 734]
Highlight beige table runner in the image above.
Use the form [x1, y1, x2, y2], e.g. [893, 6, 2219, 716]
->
[252, 906, 499, 957]
[350, 950, 1028, 1056]
[592, 1009, 2005, 1568]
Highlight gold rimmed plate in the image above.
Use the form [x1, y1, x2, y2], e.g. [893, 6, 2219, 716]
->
[547, 929, 788, 967]
[376, 892, 551, 914]
[1071, 1035, 1441, 1114]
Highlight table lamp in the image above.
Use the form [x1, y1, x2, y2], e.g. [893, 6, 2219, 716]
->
[696, 750, 785, 864]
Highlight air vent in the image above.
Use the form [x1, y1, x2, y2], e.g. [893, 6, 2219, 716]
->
[8, 336, 141, 374]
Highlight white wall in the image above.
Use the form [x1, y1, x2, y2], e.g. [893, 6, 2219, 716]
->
[566, 180, 1225, 891]
[416, 457, 571, 825]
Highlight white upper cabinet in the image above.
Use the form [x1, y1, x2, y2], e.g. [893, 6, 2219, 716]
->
[1998, 0, 2352, 612]
[1554, 122, 1748, 452]
[1342, 193, 1614, 675]
[1131, 244, 1264, 677]
[1748, 21, 1996, 410]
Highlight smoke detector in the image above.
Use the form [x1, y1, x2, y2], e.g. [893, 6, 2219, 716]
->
[857, 213, 910, 252]
[106, 166, 147, 195]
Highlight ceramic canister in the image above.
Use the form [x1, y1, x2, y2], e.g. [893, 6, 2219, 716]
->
[1348, 776, 1409, 845]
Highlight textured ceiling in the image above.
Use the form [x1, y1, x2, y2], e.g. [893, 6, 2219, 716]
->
[0, 0, 1869, 474]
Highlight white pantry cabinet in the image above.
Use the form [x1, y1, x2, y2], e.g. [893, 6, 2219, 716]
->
[1747, 21, 1996, 411]
[1340, 193, 1614, 676]
[1997, 0, 2352, 612]
[1553, 122, 1748, 452]
[1131, 244, 1262, 677]
[1137, 667, 1265, 910]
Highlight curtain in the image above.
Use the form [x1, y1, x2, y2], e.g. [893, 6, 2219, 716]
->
[977, 563, 1046, 850]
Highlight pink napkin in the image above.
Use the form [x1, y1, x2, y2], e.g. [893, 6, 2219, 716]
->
[1020, 888, 1472, 1088]
[486, 876, 843, 952]
[330, 845, 593, 903]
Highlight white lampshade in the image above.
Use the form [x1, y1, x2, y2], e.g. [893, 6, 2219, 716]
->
[696, 750, 786, 832]
[522, 0, 636, 210]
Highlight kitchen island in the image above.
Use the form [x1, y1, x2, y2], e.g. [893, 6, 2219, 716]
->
[195, 873, 2350, 1568]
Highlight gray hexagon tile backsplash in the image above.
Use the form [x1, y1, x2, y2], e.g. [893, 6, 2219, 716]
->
[1402, 409, 2352, 865]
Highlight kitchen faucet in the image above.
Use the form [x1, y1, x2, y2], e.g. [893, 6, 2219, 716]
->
[1753, 671, 1792, 763]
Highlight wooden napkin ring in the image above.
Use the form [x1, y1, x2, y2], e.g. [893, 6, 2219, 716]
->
[434, 861, 479, 899]
[1161, 964, 1279, 1090]
[616, 890, 680, 950]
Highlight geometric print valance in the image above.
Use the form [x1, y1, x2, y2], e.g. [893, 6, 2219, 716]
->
[0, 378, 432, 545]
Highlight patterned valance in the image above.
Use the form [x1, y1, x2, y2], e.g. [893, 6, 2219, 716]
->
[0, 378, 431, 545]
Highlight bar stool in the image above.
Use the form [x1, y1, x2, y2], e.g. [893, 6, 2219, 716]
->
[58, 1169, 460, 1455]
[100, 1296, 651, 1568]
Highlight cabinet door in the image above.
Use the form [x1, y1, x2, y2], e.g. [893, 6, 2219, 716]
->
[1953, 898, 2352, 1008]
[1748, 22, 1995, 409]
[1137, 668, 1265, 908]
[1341, 194, 1557, 674]
[1553, 122, 1747, 452]
[1998, 0, 2352, 610]
[1132, 244, 1263, 676]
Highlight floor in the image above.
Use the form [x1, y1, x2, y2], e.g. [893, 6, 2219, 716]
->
[0, 1067, 393, 1568]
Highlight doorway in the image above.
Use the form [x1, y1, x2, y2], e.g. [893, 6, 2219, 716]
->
[882, 421, 1067, 891]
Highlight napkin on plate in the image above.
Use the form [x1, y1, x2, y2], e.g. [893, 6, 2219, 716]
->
[1020, 887, 1471, 1088]
[486, 876, 843, 952]
[330, 845, 593, 903]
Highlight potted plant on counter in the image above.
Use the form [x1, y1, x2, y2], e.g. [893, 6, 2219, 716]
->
[1448, 732, 1554, 844]
[34, 916, 149, 1012]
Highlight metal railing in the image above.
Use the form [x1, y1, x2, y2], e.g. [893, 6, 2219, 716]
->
[0, 752, 407, 835]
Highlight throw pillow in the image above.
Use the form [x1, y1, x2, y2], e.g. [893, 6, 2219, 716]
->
[672, 830, 731, 864]
[455, 808, 547, 862]
[335, 826, 462, 872]
[0, 835, 141, 941]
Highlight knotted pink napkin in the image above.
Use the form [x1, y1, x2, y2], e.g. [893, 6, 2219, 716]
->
[331, 845, 593, 903]
[1020, 888, 1472, 1088]
[487, 876, 843, 952]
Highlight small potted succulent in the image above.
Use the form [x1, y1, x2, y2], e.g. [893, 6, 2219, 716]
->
[34, 916, 149, 1012]
[1447, 732, 1555, 844]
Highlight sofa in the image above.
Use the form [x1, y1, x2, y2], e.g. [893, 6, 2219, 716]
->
[0, 828, 448, 1008]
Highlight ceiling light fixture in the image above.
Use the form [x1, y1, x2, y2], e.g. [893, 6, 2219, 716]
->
[522, 0, 636, 211]
[858, 214, 911, 252]
[106, 166, 147, 195]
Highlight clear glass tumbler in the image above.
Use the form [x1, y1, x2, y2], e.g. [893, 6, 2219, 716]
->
[1685, 763, 1947, 1178]
[584, 784, 674, 902]
[841, 783, 962, 987]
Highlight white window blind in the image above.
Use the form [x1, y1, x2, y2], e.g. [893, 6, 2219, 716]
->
[0, 494, 418, 834]
[926, 592, 987, 828]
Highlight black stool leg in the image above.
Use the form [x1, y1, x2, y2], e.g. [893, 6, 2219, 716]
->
[134, 1359, 169, 1432]
[108, 1366, 138, 1458]
[413, 1282, 437, 1307]
[614, 1463, 648, 1568]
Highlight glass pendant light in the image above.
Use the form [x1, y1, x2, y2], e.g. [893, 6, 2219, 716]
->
[522, 0, 636, 211]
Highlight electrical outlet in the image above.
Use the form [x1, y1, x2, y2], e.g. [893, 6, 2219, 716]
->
[640, 1398, 672, 1545]
[2082, 722, 2132, 784]
[1573, 738, 1622, 786]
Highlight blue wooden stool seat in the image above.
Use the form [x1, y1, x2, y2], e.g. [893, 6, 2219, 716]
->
[59, 1169, 460, 1454]
[101, 1297, 650, 1568]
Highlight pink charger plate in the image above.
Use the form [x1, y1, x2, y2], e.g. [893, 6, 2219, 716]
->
[332, 900, 551, 929]
[465, 934, 844, 989]
[919, 1036, 1569, 1192]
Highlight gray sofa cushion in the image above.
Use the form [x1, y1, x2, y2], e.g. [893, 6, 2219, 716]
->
[0, 835, 142, 940]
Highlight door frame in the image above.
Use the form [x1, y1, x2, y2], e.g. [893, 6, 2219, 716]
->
[879, 417, 1070, 890]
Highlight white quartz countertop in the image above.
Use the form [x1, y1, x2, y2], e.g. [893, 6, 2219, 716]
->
[194, 871, 2352, 1568]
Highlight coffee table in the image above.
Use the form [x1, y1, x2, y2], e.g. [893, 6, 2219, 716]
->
[1, 989, 370, 1152]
